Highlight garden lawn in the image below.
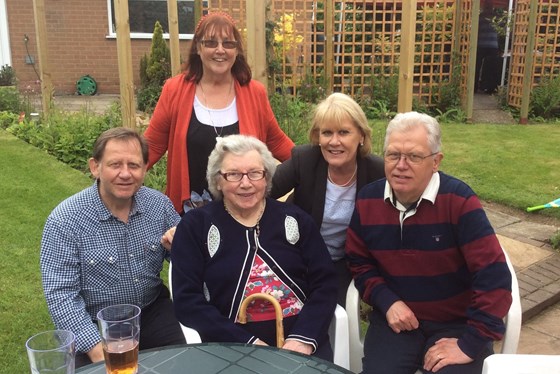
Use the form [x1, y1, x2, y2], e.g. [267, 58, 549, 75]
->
[0, 129, 92, 373]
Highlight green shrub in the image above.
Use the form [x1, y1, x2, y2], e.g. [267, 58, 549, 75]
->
[0, 86, 22, 113]
[0, 111, 20, 129]
[137, 84, 163, 114]
[530, 76, 560, 119]
[0, 65, 16, 86]
[137, 21, 171, 113]
[7, 107, 117, 174]
[551, 230, 560, 251]
[269, 93, 313, 145]
[144, 155, 168, 192]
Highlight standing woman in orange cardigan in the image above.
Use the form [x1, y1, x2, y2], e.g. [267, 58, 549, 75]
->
[144, 11, 294, 214]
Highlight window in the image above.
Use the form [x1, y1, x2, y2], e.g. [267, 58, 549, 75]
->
[107, 0, 201, 39]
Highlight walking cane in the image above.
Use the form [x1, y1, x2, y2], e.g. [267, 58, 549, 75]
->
[238, 293, 285, 348]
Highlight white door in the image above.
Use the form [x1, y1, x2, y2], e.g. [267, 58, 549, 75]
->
[0, 0, 12, 66]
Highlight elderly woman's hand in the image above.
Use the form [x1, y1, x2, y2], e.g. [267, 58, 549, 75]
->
[161, 226, 176, 251]
[282, 340, 313, 356]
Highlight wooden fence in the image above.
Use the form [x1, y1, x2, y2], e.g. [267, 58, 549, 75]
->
[205, 0, 560, 117]
[508, 0, 560, 109]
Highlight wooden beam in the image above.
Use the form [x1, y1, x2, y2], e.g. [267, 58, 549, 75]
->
[167, 0, 181, 76]
[466, 0, 481, 123]
[519, 0, 538, 124]
[194, 0, 203, 28]
[324, 0, 334, 94]
[32, 0, 52, 118]
[114, 0, 136, 128]
[398, 0, 417, 113]
[245, 0, 267, 87]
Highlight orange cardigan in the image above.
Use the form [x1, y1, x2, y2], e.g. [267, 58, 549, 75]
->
[144, 74, 294, 213]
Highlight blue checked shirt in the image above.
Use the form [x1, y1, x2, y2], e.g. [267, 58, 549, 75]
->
[40, 182, 180, 353]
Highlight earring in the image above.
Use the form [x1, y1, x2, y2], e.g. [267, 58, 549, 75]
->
[360, 142, 364, 146]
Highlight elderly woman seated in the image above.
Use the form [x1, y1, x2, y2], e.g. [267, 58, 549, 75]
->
[170, 134, 337, 360]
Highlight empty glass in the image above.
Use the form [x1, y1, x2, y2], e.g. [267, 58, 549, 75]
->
[26, 330, 75, 374]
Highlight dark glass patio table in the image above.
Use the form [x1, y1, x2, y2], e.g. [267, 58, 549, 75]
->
[76, 342, 353, 374]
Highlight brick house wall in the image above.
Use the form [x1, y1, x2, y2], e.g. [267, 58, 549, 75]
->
[6, 0, 192, 95]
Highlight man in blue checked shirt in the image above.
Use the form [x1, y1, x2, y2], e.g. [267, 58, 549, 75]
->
[40, 127, 185, 367]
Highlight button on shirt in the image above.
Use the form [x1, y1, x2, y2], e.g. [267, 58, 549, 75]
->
[40, 182, 180, 353]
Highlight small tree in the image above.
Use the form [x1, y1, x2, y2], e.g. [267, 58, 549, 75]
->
[137, 21, 171, 112]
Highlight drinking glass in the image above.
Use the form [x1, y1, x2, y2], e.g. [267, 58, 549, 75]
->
[26, 330, 75, 374]
[97, 304, 141, 374]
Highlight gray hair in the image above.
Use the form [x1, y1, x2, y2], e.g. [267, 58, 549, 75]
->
[384, 111, 442, 153]
[206, 135, 277, 200]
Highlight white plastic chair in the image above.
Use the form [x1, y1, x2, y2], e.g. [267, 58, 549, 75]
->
[168, 262, 202, 343]
[346, 247, 522, 373]
[482, 354, 560, 374]
[168, 262, 350, 369]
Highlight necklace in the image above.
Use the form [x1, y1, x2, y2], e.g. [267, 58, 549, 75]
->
[224, 200, 266, 236]
[199, 80, 234, 138]
[328, 164, 358, 187]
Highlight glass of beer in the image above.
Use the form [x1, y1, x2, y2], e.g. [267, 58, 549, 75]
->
[97, 304, 141, 374]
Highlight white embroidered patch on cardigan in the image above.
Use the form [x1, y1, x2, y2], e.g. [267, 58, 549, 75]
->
[203, 283, 210, 302]
[284, 215, 300, 244]
[207, 224, 220, 257]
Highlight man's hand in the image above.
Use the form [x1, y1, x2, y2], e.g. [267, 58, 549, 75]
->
[386, 301, 419, 333]
[423, 338, 473, 372]
[282, 340, 313, 355]
[87, 342, 105, 363]
[161, 226, 176, 251]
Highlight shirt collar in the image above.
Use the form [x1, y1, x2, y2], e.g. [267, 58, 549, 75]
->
[384, 172, 440, 210]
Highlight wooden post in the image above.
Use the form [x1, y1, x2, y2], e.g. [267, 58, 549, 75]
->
[32, 0, 52, 118]
[167, 0, 181, 76]
[245, 0, 267, 87]
[466, 0, 481, 123]
[397, 0, 417, 113]
[114, 0, 136, 128]
[194, 0, 203, 28]
[519, 0, 538, 124]
[324, 0, 334, 94]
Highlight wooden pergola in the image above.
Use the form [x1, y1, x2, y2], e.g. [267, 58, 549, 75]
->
[31, 0, 542, 124]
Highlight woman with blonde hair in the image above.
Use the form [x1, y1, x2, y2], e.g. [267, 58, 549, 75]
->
[271, 92, 384, 305]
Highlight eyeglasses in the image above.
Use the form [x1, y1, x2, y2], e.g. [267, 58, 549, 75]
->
[384, 152, 438, 165]
[200, 40, 238, 49]
[219, 170, 266, 182]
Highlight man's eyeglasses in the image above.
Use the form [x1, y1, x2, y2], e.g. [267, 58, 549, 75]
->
[200, 40, 238, 49]
[384, 152, 438, 165]
[219, 170, 266, 182]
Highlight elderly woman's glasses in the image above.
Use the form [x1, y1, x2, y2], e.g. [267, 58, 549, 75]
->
[200, 40, 238, 49]
[384, 152, 438, 165]
[219, 170, 266, 182]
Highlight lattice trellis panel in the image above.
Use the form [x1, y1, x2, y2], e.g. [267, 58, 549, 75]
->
[508, 1, 532, 108]
[203, 1, 463, 108]
[333, 1, 400, 97]
[508, 0, 560, 109]
[412, 1, 457, 106]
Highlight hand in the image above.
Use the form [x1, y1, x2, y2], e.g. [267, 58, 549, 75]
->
[282, 340, 313, 355]
[385, 301, 419, 333]
[87, 342, 104, 363]
[161, 226, 176, 251]
[423, 338, 473, 372]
